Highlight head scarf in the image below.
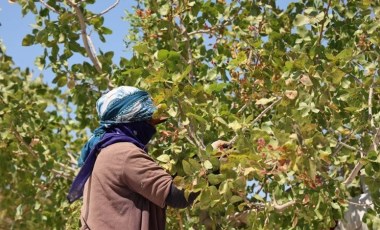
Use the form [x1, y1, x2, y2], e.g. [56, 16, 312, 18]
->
[78, 86, 157, 166]
[67, 86, 158, 203]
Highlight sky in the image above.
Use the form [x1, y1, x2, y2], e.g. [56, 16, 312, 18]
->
[0, 1, 135, 83]
[0, 1, 294, 84]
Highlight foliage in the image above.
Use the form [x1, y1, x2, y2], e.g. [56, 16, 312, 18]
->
[1, 0, 380, 229]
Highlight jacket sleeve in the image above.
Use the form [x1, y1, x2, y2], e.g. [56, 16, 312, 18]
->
[165, 184, 199, 208]
[121, 146, 172, 208]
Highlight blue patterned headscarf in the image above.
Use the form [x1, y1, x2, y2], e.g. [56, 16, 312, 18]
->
[78, 86, 157, 166]
[67, 86, 158, 203]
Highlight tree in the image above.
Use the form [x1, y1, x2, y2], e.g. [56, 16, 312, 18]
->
[1, 0, 380, 229]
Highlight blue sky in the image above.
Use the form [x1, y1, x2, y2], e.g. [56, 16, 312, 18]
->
[0, 1, 294, 84]
[0, 1, 135, 83]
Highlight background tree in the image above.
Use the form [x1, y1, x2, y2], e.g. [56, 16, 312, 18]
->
[1, 0, 380, 229]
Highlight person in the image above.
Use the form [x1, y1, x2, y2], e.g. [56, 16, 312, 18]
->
[67, 86, 198, 230]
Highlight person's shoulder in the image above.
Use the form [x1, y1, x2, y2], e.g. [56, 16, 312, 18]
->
[103, 142, 144, 153]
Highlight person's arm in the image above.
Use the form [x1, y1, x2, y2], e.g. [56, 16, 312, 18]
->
[165, 184, 199, 208]
[122, 144, 173, 208]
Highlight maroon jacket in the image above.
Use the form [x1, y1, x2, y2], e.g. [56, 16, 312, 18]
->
[80, 142, 172, 230]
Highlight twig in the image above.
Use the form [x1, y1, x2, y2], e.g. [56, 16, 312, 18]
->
[67, 151, 78, 165]
[176, 100, 206, 151]
[343, 162, 363, 186]
[10, 123, 37, 157]
[343, 77, 378, 186]
[339, 142, 358, 151]
[67, 0, 103, 73]
[272, 195, 296, 212]
[317, 0, 332, 46]
[176, 212, 184, 230]
[188, 28, 216, 36]
[177, 18, 195, 83]
[89, 0, 120, 18]
[56, 161, 76, 172]
[332, 129, 355, 156]
[229, 97, 283, 145]
[369, 76, 378, 152]
[52, 169, 71, 180]
[187, 1, 242, 37]
[246, 49, 253, 65]
[251, 97, 283, 126]
[346, 200, 373, 207]
[236, 104, 248, 115]
[39, 0, 59, 14]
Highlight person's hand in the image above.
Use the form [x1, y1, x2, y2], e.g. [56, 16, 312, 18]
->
[211, 140, 232, 151]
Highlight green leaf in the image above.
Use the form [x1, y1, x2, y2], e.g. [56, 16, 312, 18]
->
[159, 3, 170, 15]
[156, 154, 170, 163]
[255, 97, 276, 105]
[207, 173, 225, 185]
[230, 52, 247, 66]
[336, 48, 353, 60]
[230, 195, 243, 204]
[228, 120, 242, 131]
[186, 112, 207, 124]
[157, 49, 170, 61]
[22, 34, 35, 46]
[294, 14, 310, 26]
[331, 202, 340, 210]
[203, 160, 213, 170]
[182, 160, 193, 175]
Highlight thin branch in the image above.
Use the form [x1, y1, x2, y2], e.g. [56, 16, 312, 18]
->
[186, 1, 242, 37]
[343, 162, 363, 186]
[67, 0, 103, 73]
[176, 211, 184, 230]
[344, 76, 379, 186]
[332, 129, 355, 156]
[39, 0, 59, 14]
[10, 123, 37, 157]
[346, 200, 373, 207]
[251, 97, 283, 126]
[56, 161, 76, 172]
[67, 151, 78, 165]
[236, 104, 248, 115]
[176, 100, 206, 151]
[369, 76, 378, 152]
[317, 0, 332, 46]
[272, 195, 296, 212]
[52, 169, 71, 180]
[188, 28, 216, 36]
[90, 0, 120, 18]
[176, 18, 195, 83]
[339, 142, 358, 151]
[230, 97, 283, 145]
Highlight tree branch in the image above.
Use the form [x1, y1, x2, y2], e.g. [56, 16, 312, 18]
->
[67, 0, 103, 73]
[369, 76, 378, 152]
[317, 0, 332, 46]
[229, 97, 283, 145]
[272, 195, 296, 212]
[90, 0, 120, 18]
[251, 97, 283, 126]
[176, 18, 195, 83]
[39, 0, 59, 14]
[10, 123, 37, 157]
[176, 100, 206, 151]
[343, 78, 379, 186]
[343, 162, 363, 186]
